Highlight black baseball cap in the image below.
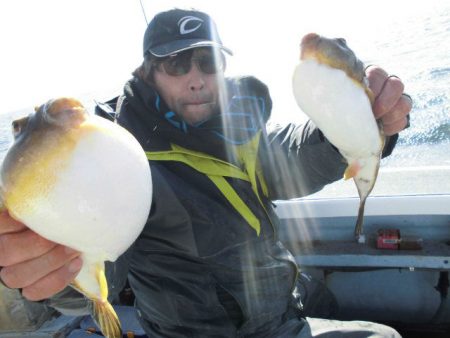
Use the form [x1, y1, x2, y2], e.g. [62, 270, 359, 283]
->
[143, 8, 233, 57]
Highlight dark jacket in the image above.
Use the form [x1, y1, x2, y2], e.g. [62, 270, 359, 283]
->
[48, 75, 397, 338]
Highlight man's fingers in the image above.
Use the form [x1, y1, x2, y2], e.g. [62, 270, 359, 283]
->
[0, 211, 27, 235]
[0, 211, 82, 300]
[0, 245, 80, 289]
[380, 95, 412, 126]
[372, 76, 405, 118]
[379, 93, 412, 136]
[21, 256, 83, 301]
[365, 65, 389, 98]
[383, 117, 409, 136]
[0, 229, 57, 266]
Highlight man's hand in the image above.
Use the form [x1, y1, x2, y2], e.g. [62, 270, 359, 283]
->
[366, 65, 413, 136]
[0, 211, 82, 301]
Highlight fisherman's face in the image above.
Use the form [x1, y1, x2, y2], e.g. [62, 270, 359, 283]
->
[153, 48, 225, 125]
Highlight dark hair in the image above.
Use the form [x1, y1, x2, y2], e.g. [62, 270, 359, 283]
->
[133, 54, 159, 85]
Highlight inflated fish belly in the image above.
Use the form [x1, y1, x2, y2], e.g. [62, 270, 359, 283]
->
[0, 98, 152, 338]
[293, 60, 381, 158]
[292, 33, 384, 243]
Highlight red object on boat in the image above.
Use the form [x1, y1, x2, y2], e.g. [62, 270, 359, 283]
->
[377, 229, 401, 249]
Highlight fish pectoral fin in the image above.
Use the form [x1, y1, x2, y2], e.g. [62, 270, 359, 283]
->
[92, 299, 122, 338]
[343, 161, 361, 180]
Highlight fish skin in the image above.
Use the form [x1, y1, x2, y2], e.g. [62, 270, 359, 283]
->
[0, 97, 152, 337]
[293, 33, 384, 242]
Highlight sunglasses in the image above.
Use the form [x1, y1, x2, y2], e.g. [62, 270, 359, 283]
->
[157, 49, 225, 76]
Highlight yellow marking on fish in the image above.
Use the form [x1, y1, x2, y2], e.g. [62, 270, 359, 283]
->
[97, 264, 109, 302]
[302, 50, 359, 83]
[3, 127, 95, 219]
[344, 161, 361, 180]
[4, 131, 77, 217]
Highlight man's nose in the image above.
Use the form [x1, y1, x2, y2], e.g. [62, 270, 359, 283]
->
[188, 61, 206, 91]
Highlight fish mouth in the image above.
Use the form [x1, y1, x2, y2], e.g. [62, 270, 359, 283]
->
[301, 32, 320, 46]
[300, 33, 321, 59]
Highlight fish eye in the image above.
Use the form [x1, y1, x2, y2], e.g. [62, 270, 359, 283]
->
[12, 120, 21, 137]
[11, 117, 29, 139]
[336, 38, 347, 45]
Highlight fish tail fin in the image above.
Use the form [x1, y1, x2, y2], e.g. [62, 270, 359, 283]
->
[71, 262, 122, 338]
[344, 161, 360, 180]
[354, 197, 367, 240]
[93, 265, 121, 338]
[92, 298, 122, 338]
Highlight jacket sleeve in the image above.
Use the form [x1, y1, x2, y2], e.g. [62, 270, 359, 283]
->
[260, 120, 399, 200]
[259, 120, 346, 200]
[43, 251, 130, 316]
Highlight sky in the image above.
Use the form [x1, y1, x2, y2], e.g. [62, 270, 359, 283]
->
[0, 0, 445, 121]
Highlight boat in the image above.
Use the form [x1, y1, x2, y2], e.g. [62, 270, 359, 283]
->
[277, 193, 450, 337]
[1, 192, 449, 337]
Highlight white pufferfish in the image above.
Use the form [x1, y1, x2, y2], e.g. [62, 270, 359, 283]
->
[292, 33, 385, 243]
[0, 97, 152, 337]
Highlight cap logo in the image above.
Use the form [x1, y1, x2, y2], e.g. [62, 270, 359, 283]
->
[178, 16, 203, 35]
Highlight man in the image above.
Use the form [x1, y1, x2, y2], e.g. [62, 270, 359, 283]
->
[0, 8, 411, 338]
